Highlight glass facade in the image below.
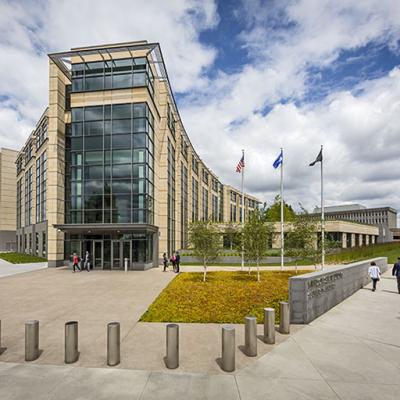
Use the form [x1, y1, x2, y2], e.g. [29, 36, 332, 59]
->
[24, 167, 32, 226]
[192, 177, 199, 221]
[35, 151, 47, 223]
[65, 102, 154, 225]
[71, 57, 154, 96]
[180, 162, 188, 248]
[167, 139, 176, 256]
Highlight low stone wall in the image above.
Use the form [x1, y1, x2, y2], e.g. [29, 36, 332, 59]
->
[289, 257, 388, 324]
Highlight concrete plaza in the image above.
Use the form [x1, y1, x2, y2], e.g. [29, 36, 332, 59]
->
[0, 268, 399, 399]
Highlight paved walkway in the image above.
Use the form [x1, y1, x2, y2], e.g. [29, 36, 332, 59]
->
[0, 258, 47, 278]
[1, 270, 399, 399]
[0, 267, 298, 372]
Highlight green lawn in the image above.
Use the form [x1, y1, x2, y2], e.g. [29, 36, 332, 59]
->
[140, 270, 310, 324]
[181, 242, 400, 267]
[0, 252, 47, 264]
[326, 242, 400, 264]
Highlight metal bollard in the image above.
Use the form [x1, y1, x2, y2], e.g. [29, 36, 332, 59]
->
[263, 308, 275, 344]
[124, 258, 128, 272]
[244, 316, 257, 357]
[107, 322, 120, 366]
[279, 302, 290, 334]
[221, 324, 235, 372]
[166, 324, 179, 369]
[25, 320, 39, 361]
[65, 321, 79, 364]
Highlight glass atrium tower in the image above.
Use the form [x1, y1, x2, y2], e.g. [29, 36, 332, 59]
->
[15, 41, 260, 269]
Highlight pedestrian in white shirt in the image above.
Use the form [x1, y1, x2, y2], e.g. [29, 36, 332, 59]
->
[368, 261, 381, 292]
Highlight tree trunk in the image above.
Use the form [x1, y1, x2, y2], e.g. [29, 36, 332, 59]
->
[295, 261, 298, 275]
[248, 262, 251, 275]
[257, 259, 260, 282]
[203, 259, 207, 282]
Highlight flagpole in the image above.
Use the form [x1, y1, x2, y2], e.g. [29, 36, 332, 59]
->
[320, 145, 325, 271]
[280, 148, 284, 271]
[241, 149, 245, 271]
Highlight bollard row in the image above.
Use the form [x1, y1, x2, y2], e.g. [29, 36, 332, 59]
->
[0, 303, 291, 371]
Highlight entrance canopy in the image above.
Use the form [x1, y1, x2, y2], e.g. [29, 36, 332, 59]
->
[53, 223, 158, 235]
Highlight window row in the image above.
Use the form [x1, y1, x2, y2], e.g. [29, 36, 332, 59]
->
[68, 133, 153, 151]
[70, 179, 154, 196]
[71, 58, 154, 94]
[69, 149, 153, 167]
[72, 103, 153, 124]
[69, 119, 154, 138]
[70, 164, 153, 181]
[68, 209, 154, 224]
[69, 194, 153, 210]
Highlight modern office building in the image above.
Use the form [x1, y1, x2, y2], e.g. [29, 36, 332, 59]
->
[15, 40, 260, 269]
[312, 204, 397, 243]
[0, 147, 18, 251]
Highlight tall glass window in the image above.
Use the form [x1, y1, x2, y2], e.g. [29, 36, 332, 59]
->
[24, 167, 32, 226]
[180, 162, 188, 248]
[16, 179, 22, 228]
[192, 178, 198, 221]
[71, 57, 154, 96]
[35, 151, 47, 223]
[65, 102, 154, 224]
[167, 139, 175, 255]
[202, 187, 208, 221]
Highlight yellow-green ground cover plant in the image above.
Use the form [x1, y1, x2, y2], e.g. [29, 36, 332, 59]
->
[141, 270, 310, 324]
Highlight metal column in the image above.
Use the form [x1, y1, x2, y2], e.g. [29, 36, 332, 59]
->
[65, 321, 79, 364]
[221, 324, 235, 372]
[279, 302, 290, 334]
[263, 308, 275, 344]
[244, 316, 257, 357]
[107, 322, 120, 366]
[166, 324, 179, 369]
[25, 320, 39, 361]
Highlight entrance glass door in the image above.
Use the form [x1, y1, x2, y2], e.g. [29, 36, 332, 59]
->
[122, 241, 131, 270]
[93, 240, 103, 269]
[112, 240, 122, 270]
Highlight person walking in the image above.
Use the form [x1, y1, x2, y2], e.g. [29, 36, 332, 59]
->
[84, 251, 91, 272]
[392, 257, 400, 294]
[368, 261, 381, 292]
[163, 253, 169, 272]
[170, 253, 176, 272]
[72, 253, 81, 273]
[175, 251, 181, 273]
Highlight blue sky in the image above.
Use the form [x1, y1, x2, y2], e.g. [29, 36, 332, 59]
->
[0, 0, 399, 212]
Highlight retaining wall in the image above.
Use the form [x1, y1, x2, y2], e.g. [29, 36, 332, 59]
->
[289, 257, 388, 324]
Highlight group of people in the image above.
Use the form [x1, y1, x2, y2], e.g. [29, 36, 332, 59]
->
[368, 258, 400, 293]
[72, 251, 91, 273]
[162, 251, 181, 273]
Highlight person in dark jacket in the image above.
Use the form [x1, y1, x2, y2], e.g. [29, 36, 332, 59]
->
[175, 251, 181, 273]
[84, 251, 91, 272]
[392, 257, 400, 294]
[163, 253, 168, 272]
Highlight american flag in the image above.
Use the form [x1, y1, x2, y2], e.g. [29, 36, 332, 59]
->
[236, 155, 245, 173]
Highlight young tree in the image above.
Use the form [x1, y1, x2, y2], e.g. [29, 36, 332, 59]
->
[189, 220, 221, 282]
[265, 195, 297, 222]
[242, 210, 274, 281]
[285, 216, 317, 273]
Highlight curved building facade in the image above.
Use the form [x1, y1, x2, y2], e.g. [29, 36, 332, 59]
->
[15, 41, 260, 269]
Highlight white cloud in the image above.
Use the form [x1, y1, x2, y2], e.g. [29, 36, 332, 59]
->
[0, 0, 218, 149]
[0, 0, 399, 214]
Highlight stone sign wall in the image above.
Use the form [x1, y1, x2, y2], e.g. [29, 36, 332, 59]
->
[289, 257, 388, 324]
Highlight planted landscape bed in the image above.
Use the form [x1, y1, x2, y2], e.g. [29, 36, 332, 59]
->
[140, 270, 310, 324]
[0, 252, 47, 264]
